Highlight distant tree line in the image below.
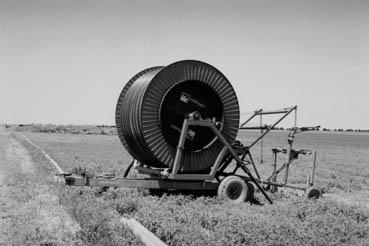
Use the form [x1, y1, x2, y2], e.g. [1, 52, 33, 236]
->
[271, 127, 369, 132]
[321, 128, 369, 132]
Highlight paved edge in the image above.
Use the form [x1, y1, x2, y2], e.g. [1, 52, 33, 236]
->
[121, 218, 167, 246]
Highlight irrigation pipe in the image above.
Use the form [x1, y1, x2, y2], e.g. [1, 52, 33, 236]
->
[121, 218, 167, 246]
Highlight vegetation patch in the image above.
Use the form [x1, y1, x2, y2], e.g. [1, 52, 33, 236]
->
[13, 124, 117, 136]
[15, 129, 369, 245]
[14, 134, 143, 246]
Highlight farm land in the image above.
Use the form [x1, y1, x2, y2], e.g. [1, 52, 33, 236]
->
[12, 126, 369, 245]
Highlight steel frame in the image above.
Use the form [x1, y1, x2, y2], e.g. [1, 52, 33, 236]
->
[240, 106, 297, 148]
[62, 106, 319, 204]
[238, 106, 319, 193]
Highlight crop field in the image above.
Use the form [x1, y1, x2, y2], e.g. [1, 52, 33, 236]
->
[15, 129, 369, 245]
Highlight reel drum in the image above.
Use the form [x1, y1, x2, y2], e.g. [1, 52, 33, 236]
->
[116, 60, 239, 172]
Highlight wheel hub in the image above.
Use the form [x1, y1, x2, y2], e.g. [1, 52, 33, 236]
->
[227, 182, 242, 200]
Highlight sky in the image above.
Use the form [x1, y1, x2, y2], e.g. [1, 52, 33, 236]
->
[0, 0, 368, 129]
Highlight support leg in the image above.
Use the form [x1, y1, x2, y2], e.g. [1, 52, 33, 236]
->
[310, 150, 317, 186]
[271, 152, 278, 192]
[248, 153, 261, 180]
[239, 164, 273, 204]
[124, 160, 135, 178]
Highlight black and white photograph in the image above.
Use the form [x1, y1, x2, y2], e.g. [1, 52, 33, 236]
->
[1, 0, 368, 245]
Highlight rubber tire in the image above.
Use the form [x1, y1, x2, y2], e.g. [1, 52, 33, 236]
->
[218, 176, 248, 204]
[305, 187, 321, 199]
[246, 182, 255, 202]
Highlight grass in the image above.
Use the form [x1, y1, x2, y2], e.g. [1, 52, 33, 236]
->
[1, 136, 83, 245]
[14, 129, 369, 245]
[57, 187, 143, 246]
[15, 132, 130, 174]
[13, 133, 143, 246]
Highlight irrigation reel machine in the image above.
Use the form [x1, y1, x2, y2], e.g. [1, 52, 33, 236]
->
[62, 60, 321, 204]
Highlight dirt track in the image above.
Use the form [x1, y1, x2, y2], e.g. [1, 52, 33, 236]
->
[0, 127, 81, 245]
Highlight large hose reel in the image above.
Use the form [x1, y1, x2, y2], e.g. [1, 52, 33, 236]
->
[115, 60, 239, 173]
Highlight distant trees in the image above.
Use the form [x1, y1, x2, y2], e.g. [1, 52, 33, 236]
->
[353, 129, 369, 132]
[320, 128, 369, 132]
[270, 127, 368, 132]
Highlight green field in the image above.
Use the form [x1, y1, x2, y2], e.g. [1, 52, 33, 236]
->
[16, 130, 369, 245]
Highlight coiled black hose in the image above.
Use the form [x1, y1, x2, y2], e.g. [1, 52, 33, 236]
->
[115, 60, 239, 173]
